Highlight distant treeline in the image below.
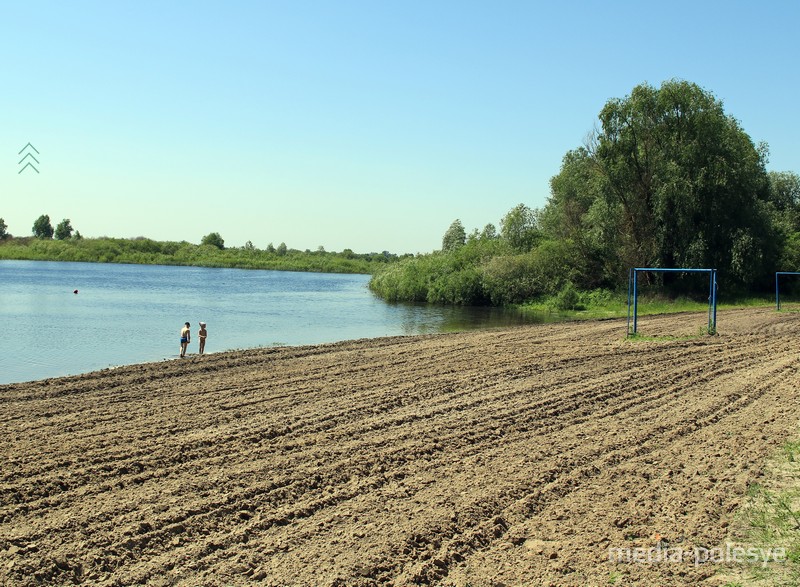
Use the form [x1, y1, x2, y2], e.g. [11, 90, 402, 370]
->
[0, 236, 403, 274]
[370, 80, 800, 307]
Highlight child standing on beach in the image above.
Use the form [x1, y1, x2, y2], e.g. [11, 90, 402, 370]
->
[180, 322, 191, 357]
[198, 322, 208, 355]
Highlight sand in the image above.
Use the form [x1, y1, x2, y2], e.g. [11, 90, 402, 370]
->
[1, 307, 799, 586]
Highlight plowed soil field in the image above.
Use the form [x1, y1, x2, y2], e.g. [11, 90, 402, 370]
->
[2, 307, 799, 586]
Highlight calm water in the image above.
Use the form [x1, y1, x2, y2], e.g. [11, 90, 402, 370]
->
[0, 260, 545, 385]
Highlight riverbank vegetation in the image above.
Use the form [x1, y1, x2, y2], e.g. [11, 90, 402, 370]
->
[521, 290, 788, 323]
[0, 236, 401, 274]
[370, 79, 800, 308]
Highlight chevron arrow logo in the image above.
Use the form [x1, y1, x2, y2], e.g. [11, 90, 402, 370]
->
[18, 143, 40, 174]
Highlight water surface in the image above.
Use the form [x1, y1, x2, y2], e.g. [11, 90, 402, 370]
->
[0, 260, 549, 385]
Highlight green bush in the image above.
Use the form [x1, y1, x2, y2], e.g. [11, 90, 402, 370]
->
[481, 253, 542, 305]
[554, 282, 583, 311]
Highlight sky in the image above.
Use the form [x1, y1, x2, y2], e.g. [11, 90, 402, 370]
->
[1, 1, 799, 254]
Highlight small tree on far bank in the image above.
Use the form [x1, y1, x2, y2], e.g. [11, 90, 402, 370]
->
[442, 219, 466, 252]
[32, 214, 54, 239]
[501, 204, 538, 252]
[0, 218, 9, 240]
[54, 218, 74, 240]
[481, 223, 498, 240]
[201, 232, 225, 249]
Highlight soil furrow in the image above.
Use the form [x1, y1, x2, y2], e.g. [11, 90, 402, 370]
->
[2, 307, 799, 586]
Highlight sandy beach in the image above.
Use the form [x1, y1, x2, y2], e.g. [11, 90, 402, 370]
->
[1, 307, 799, 586]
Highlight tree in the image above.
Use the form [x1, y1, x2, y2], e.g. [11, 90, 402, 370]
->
[276, 242, 288, 256]
[542, 147, 620, 287]
[538, 79, 787, 291]
[266, 242, 276, 253]
[500, 204, 538, 252]
[592, 80, 774, 283]
[32, 214, 54, 239]
[0, 218, 9, 240]
[442, 219, 466, 252]
[200, 232, 225, 249]
[480, 223, 498, 240]
[767, 171, 800, 234]
[54, 218, 74, 240]
[767, 171, 800, 211]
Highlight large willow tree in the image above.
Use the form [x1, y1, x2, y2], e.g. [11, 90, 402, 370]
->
[545, 79, 778, 289]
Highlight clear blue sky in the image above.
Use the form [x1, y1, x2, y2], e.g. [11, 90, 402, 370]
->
[2, 1, 798, 253]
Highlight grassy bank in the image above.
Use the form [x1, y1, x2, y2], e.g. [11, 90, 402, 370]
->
[0, 237, 401, 274]
[715, 436, 800, 586]
[518, 289, 788, 322]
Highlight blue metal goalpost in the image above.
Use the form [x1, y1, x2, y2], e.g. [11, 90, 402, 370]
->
[627, 268, 718, 336]
[775, 271, 800, 310]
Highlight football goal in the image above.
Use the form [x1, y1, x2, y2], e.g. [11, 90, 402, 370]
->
[775, 271, 800, 310]
[626, 268, 718, 336]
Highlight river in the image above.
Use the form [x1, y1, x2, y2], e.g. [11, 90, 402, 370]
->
[0, 260, 548, 384]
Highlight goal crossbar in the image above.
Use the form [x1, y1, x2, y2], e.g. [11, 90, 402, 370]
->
[626, 267, 718, 336]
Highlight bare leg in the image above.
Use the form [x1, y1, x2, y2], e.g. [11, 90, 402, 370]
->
[199, 339, 205, 355]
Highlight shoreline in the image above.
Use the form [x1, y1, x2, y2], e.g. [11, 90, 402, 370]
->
[0, 305, 777, 389]
[0, 331, 447, 390]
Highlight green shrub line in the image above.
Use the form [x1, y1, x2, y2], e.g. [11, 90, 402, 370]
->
[0, 236, 402, 275]
[367, 234, 800, 312]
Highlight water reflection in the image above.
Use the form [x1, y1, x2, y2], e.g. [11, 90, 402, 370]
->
[386, 302, 559, 335]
